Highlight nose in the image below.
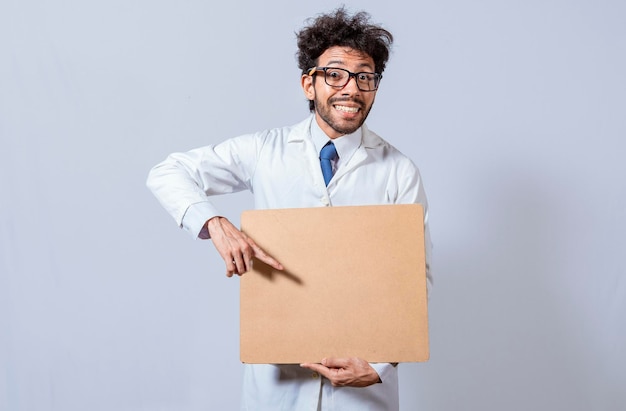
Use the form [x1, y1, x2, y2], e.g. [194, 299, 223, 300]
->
[341, 74, 360, 93]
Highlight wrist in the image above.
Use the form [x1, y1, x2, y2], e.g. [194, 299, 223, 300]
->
[205, 216, 224, 238]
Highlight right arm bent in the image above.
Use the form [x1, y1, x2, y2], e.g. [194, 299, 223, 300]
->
[146, 135, 282, 275]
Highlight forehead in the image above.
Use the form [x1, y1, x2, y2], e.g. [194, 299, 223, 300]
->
[317, 46, 374, 69]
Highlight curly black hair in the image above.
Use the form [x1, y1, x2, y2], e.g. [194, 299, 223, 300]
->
[296, 7, 393, 111]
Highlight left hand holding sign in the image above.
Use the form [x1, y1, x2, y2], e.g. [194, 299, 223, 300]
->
[300, 357, 382, 387]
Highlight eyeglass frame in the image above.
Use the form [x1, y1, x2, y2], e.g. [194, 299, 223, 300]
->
[307, 66, 383, 92]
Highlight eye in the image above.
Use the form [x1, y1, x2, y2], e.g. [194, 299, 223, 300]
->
[327, 69, 344, 79]
[358, 73, 374, 81]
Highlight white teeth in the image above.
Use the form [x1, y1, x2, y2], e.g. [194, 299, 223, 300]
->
[335, 105, 359, 113]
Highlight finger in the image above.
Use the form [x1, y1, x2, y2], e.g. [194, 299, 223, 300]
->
[250, 242, 284, 270]
[232, 240, 255, 275]
[321, 357, 350, 369]
[225, 257, 237, 277]
[233, 253, 247, 276]
[209, 217, 280, 274]
[219, 245, 237, 277]
[236, 229, 283, 271]
[241, 241, 255, 273]
[300, 363, 330, 376]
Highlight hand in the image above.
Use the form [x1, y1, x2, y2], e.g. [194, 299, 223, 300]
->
[300, 357, 381, 387]
[206, 217, 283, 277]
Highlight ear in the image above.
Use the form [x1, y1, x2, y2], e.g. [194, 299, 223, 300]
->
[301, 74, 315, 101]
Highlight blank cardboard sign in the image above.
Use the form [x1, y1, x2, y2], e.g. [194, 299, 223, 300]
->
[240, 204, 429, 364]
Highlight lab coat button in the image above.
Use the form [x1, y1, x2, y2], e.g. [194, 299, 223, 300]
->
[311, 372, 319, 379]
[321, 197, 329, 205]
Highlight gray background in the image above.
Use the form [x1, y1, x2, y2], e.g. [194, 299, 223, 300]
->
[1, 0, 625, 410]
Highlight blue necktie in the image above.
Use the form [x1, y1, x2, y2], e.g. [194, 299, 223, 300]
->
[319, 142, 337, 186]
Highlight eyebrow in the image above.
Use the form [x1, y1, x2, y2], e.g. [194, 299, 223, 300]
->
[324, 60, 375, 71]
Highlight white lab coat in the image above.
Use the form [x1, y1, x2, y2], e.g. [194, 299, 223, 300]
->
[147, 115, 432, 410]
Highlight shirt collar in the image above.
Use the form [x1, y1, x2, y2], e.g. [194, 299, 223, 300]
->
[310, 116, 362, 163]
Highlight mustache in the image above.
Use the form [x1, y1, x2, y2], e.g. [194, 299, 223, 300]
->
[329, 97, 365, 107]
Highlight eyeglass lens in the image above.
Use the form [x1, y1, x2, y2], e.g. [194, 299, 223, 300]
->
[323, 68, 380, 91]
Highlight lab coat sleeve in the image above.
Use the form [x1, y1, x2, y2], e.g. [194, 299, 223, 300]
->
[370, 362, 396, 384]
[146, 133, 262, 238]
[394, 157, 433, 294]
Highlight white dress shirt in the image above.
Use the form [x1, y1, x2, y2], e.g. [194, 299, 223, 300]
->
[147, 115, 432, 411]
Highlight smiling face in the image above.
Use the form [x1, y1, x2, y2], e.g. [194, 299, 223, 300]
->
[301, 46, 378, 139]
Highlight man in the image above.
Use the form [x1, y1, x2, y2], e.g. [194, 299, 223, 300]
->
[147, 7, 432, 410]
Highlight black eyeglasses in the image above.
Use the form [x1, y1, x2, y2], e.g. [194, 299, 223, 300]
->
[307, 67, 382, 91]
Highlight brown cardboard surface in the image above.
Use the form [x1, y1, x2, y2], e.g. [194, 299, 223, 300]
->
[239, 204, 429, 364]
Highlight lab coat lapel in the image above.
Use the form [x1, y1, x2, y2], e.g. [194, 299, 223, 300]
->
[329, 123, 384, 186]
[287, 116, 330, 189]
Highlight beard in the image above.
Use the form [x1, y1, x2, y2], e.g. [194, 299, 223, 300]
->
[313, 95, 373, 136]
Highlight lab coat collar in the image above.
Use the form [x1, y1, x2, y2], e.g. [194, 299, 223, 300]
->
[287, 115, 385, 149]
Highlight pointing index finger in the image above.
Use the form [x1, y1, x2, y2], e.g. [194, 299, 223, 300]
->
[250, 243, 284, 271]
